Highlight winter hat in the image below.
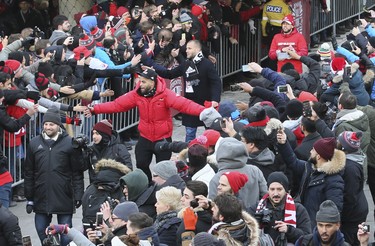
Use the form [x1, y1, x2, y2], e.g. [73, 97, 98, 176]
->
[43, 107, 61, 125]
[330, 57, 347, 75]
[93, 119, 113, 137]
[216, 137, 248, 166]
[79, 15, 98, 34]
[218, 100, 237, 118]
[176, 160, 189, 180]
[179, 13, 193, 24]
[338, 131, 362, 152]
[117, 6, 129, 17]
[317, 43, 332, 59]
[192, 232, 226, 246]
[38, 62, 54, 78]
[368, 37, 375, 49]
[202, 129, 221, 147]
[35, 72, 50, 91]
[267, 171, 289, 191]
[189, 135, 210, 148]
[199, 107, 221, 127]
[149, 160, 178, 180]
[79, 34, 96, 50]
[4, 60, 21, 74]
[246, 105, 266, 122]
[285, 99, 303, 119]
[316, 200, 341, 223]
[73, 46, 91, 61]
[191, 5, 203, 17]
[313, 137, 336, 161]
[112, 201, 139, 222]
[137, 68, 157, 82]
[90, 26, 105, 42]
[297, 91, 318, 102]
[0, 65, 14, 76]
[222, 171, 248, 194]
[282, 14, 295, 26]
[114, 27, 127, 45]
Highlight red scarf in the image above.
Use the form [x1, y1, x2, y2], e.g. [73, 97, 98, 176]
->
[255, 193, 297, 228]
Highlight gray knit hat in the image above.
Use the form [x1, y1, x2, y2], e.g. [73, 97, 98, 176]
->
[112, 201, 139, 222]
[216, 137, 248, 166]
[149, 160, 177, 180]
[43, 107, 61, 125]
[199, 107, 221, 127]
[192, 232, 226, 246]
[316, 200, 341, 223]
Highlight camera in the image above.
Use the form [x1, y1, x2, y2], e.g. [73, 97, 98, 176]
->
[190, 199, 199, 208]
[254, 208, 273, 225]
[72, 135, 89, 149]
[362, 224, 370, 233]
[230, 84, 242, 91]
[42, 234, 60, 246]
[32, 26, 45, 39]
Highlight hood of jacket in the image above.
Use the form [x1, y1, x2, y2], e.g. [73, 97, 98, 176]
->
[217, 211, 259, 246]
[316, 149, 346, 175]
[120, 169, 149, 201]
[216, 137, 248, 171]
[248, 148, 275, 166]
[335, 109, 369, 131]
[94, 159, 131, 187]
[346, 151, 366, 166]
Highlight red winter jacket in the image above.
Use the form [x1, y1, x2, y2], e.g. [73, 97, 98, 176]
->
[93, 77, 205, 142]
[268, 28, 308, 74]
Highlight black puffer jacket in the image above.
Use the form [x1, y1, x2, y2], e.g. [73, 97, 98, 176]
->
[24, 131, 84, 214]
[0, 203, 22, 246]
[88, 131, 132, 181]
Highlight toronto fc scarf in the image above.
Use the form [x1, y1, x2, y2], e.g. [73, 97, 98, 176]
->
[255, 193, 297, 228]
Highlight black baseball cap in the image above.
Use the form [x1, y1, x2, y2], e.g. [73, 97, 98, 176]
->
[137, 68, 157, 82]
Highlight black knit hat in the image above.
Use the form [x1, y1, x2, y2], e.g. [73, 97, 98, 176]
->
[43, 107, 61, 125]
[38, 62, 54, 78]
[285, 99, 303, 119]
[316, 200, 341, 222]
[267, 171, 289, 191]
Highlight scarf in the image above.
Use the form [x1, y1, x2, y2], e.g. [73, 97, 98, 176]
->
[153, 210, 178, 231]
[185, 51, 203, 86]
[255, 193, 297, 228]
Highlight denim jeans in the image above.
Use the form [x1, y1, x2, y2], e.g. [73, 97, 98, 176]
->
[0, 182, 12, 208]
[185, 127, 197, 142]
[35, 213, 72, 246]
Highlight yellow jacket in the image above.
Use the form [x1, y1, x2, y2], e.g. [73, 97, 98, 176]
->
[261, 0, 291, 36]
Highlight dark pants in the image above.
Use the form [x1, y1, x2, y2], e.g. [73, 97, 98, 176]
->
[341, 221, 360, 246]
[135, 136, 172, 181]
[35, 213, 72, 246]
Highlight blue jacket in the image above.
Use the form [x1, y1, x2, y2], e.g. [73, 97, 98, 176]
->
[278, 141, 345, 229]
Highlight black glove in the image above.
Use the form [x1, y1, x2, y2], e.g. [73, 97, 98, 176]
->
[331, 36, 338, 51]
[26, 201, 34, 214]
[75, 200, 82, 209]
[154, 139, 171, 153]
[26, 91, 40, 102]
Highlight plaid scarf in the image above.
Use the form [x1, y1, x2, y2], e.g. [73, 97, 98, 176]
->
[255, 193, 297, 228]
[154, 210, 178, 231]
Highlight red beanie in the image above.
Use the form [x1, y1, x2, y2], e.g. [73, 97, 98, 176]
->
[191, 5, 203, 17]
[201, 130, 220, 147]
[0, 65, 14, 76]
[93, 119, 113, 136]
[189, 135, 209, 148]
[35, 72, 49, 91]
[5, 60, 21, 74]
[79, 34, 96, 50]
[297, 91, 318, 102]
[90, 27, 105, 42]
[117, 6, 129, 17]
[330, 57, 347, 75]
[282, 14, 295, 26]
[313, 137, 336, 161]
[222, 171, 248, 194]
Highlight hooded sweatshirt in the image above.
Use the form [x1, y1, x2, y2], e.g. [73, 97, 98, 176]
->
[208, 138, 268, 209]
[120, 169, 149, 201]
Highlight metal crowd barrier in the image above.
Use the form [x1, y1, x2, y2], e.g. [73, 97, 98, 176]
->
[3, 76, 140, 188]
[310, 0, 375, 38]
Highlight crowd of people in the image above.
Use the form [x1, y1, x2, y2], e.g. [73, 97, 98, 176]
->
[1, 0, 375, 246]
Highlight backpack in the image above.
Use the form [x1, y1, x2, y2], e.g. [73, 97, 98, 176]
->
[81, 183, 123, 224]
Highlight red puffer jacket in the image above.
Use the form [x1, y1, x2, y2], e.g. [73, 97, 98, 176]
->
[93, 77, 205, 142]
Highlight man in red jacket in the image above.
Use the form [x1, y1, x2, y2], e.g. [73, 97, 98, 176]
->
[268, 14, 308, 74]
[83, 68, 209, 180]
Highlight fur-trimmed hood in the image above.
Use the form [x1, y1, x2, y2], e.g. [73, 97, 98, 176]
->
[316, 149, 346, 175]
[94, 158, 131, 174]
[216, 211, 259, 246]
